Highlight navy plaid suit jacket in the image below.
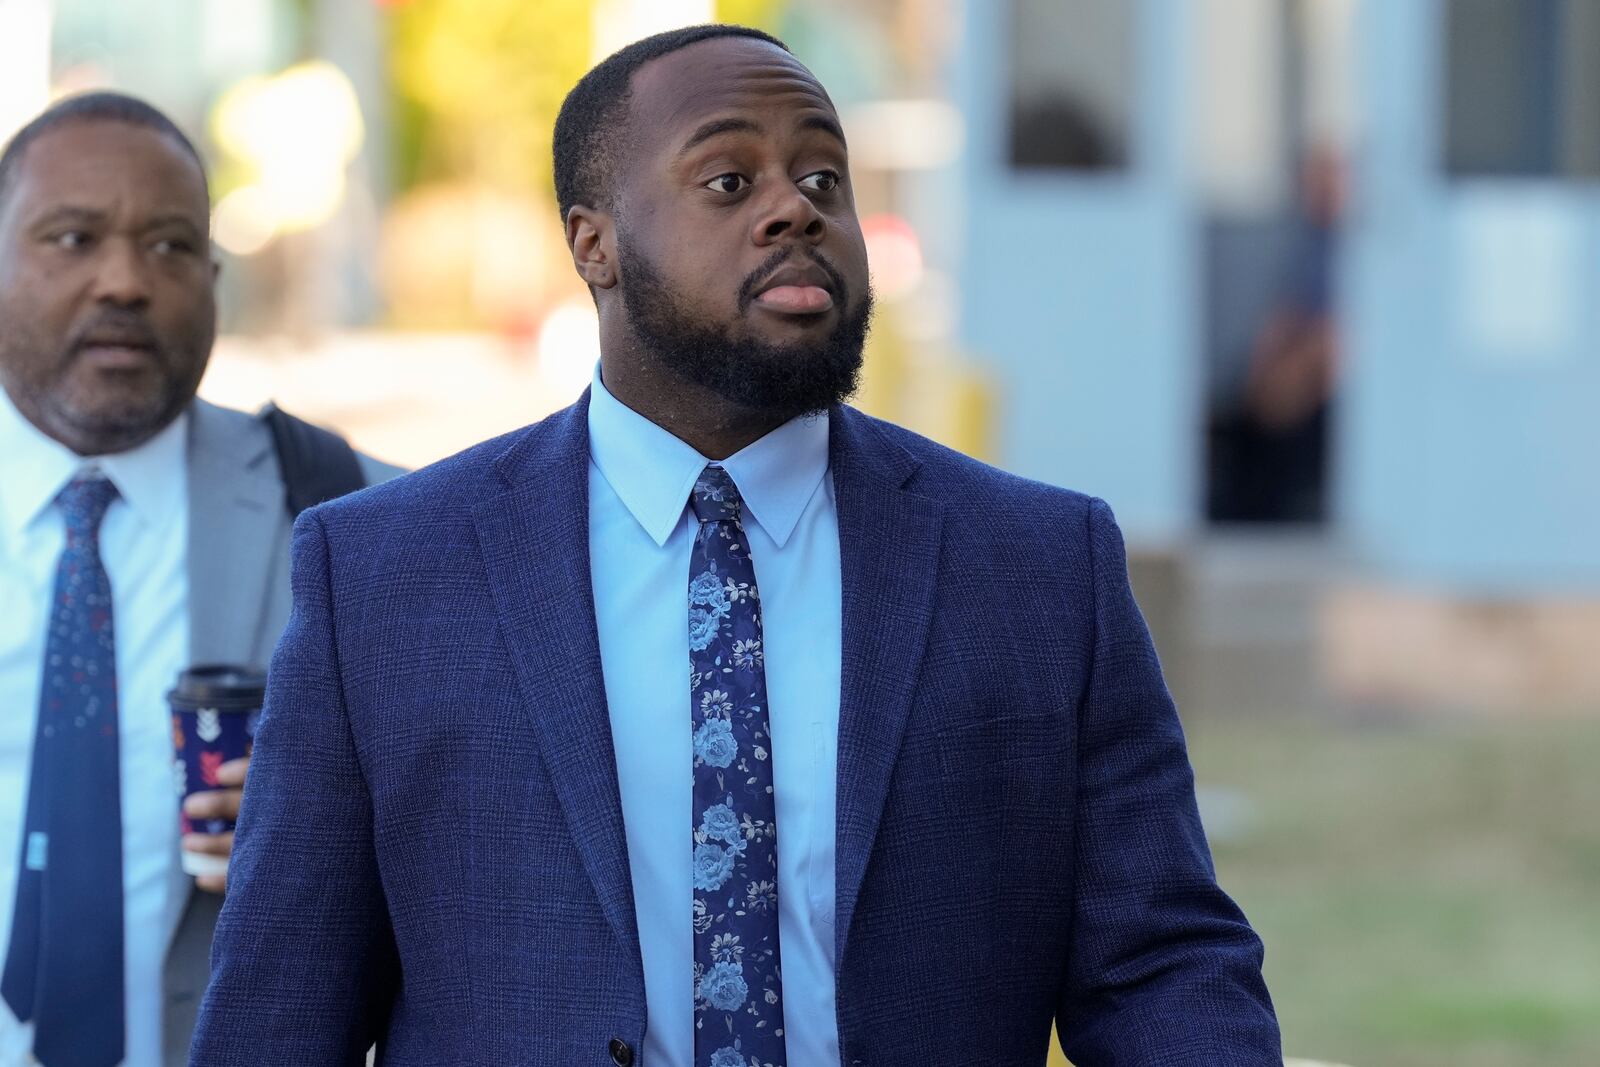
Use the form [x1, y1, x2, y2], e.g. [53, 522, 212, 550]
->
[190, 394, 1280, 1065]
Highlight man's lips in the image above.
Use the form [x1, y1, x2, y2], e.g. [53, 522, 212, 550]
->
[77, 341, 158, 370]
[754, 285, 834, 314]
[749, 260, 839, 315]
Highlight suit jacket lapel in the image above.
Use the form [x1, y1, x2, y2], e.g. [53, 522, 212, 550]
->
[829, 408, 943, 964]
[186, 399, 283, 667]
[472, 394, 641, 966]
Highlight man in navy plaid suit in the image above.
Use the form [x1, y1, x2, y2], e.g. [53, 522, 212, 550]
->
[193, 24, 1280, 1067]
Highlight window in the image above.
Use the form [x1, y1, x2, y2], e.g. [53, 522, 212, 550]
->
[1009, 0, 1134, 170]
[1443, 0, 1600, 178]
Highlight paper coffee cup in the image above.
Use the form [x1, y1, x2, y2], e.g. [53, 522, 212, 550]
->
[169, 664, 264, 877]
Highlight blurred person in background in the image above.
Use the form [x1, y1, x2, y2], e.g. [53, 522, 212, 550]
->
[194, 24, 1279, 1067]
[1214, 145, 1344, 523]
[0, 93, 398, 1067]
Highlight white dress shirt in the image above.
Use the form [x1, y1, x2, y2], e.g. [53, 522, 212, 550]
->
[587, 369, 843, 1067]
[0, 389, 189, 1067]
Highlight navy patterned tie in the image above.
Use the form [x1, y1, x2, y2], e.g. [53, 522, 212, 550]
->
[688, 466, 787, 1067]
[2, 475, 125, 1067]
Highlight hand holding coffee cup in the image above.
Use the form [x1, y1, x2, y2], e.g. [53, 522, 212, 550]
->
[169, 665, 264, 891]
[181, 756, 248, 892]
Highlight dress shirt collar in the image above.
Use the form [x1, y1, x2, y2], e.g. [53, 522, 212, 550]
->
[0, 386, 188, 539]
[586, 366, 830, 549]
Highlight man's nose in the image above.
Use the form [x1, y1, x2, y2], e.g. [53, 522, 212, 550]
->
[91, 238, 152, 307]
[751, 186, 827, 247]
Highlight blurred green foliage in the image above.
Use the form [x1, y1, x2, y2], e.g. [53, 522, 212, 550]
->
[387, 0, 591, 196]
[716, 0, 784, 32]
[384, 1, 784, 199]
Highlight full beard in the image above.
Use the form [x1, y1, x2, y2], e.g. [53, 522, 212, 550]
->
[616, 236, 873, 424]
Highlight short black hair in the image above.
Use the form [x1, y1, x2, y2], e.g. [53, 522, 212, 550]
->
[0, 91, 207, 206]
[552, 23, 790, 220]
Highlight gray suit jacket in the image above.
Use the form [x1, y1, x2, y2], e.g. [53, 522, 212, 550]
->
[161, 399, 401, 1065]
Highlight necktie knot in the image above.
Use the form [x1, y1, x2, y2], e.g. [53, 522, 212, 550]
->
[56, 476, 118, 541]
[690, 466, 742, 524]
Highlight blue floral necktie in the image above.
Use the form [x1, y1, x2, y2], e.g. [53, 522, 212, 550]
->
[688, 466, 787, 1067]
[2, 475, 125, 1067]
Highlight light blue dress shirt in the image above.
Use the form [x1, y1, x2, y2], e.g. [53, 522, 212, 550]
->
[587, 370, 842, 1067]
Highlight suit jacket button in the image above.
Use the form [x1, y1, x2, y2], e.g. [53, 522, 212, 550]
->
[608, 1038, 634, 1067]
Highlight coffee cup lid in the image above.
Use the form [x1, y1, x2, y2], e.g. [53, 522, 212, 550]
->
[169, 664, 266, 711]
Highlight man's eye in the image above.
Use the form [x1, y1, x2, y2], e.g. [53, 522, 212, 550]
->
[799, 171, 840, 193]
[705, 174, 748, 194]
[153, 238, 196, 256]
[51, 231, 92, 251]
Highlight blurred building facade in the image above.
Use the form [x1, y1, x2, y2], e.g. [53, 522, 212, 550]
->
[951, 0, 1600, 711]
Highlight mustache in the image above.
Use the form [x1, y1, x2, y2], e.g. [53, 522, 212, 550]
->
[69, 309, 163, 356]
[736, 247, 848, 313]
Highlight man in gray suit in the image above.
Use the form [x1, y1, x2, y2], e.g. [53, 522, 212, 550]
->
[0, 93, 398, 1065]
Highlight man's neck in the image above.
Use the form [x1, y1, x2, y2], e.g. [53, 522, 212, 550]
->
[597, 350, 784, 461]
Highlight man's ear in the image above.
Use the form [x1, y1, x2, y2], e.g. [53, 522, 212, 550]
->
[566, 205, 617, 290]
